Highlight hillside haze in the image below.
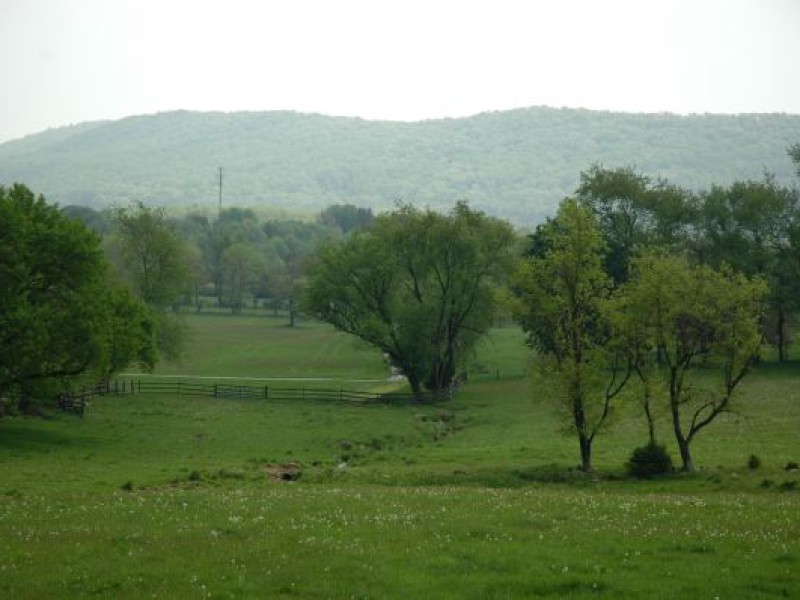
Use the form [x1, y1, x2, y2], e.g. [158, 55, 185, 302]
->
[1, 107, 799, 223]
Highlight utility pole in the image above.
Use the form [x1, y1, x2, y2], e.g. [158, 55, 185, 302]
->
[218, 166, 224, 215]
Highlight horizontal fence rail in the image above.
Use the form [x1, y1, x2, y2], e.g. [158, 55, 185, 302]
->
[58, 380, 458, 409]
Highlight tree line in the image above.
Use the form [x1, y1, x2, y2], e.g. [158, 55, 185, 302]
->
[1, 191, 373, 414]
[64, 202, 374, 321]
[303, 147, 800, 474]
[2, 142, 799, 474]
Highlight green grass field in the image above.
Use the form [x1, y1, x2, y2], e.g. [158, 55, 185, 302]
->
[1, 314, 798, 598]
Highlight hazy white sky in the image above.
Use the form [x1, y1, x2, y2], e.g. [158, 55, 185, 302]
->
[1, 0, 798, 143]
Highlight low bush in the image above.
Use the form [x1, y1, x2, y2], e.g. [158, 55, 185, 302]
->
[627, 443, 674, 479]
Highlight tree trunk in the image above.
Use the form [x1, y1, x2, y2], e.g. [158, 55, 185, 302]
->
[777, 306, 786, 363]
[425, 355, 455, 397]
[578, 433, 592, 472]
[573, 389, 592, 472]
[637, 370, 657, 446]
[677, 436, 694, 473]
[407, 375, 425, 402]
[670, 391, 694, 472]
[645, 400, 656, 446]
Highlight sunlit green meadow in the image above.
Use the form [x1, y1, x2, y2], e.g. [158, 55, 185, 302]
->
[1, 314, 798, 598]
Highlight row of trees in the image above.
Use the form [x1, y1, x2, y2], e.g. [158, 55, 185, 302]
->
[574, 163, 800, 360]
[66, 203, 373, 322]
[531, 157, 800, 472]
[514, 200, 766, 472]
[1, 193, 377, 412]
[4, 143, 798, 473]
[304, 147, 800, 473]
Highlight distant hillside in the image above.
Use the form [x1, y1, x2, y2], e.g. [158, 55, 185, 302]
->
[1, 108, 799, 223]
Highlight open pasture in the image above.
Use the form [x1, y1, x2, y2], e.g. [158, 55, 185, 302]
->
[1, 314, 798, 598]
[139, 314, 389, 383]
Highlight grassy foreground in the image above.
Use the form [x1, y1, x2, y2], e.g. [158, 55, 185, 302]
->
[1, 315, 798, 598]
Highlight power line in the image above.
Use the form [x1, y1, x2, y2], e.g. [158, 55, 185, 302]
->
[218, 166, 223, 214]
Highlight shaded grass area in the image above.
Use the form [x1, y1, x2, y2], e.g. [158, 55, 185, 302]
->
[1, 315, 798, 597]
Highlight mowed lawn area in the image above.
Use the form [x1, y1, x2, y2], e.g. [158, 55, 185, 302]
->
[0, 314, 798, 598]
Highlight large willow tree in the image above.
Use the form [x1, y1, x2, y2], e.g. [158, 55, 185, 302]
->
[304, 203, 516, 399]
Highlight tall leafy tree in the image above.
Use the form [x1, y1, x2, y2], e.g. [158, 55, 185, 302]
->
[576, 165, 696, 283]
[110, 202, 190, 360]
[221, 242, 266, 314]
[695, 178, 800, 360]
[305, 203, 516, 399]
[513, 200, 628, 472]
[0, 184, 155, 411]
[606, 287, 660, 446]
[622, 252, 766, 472]
[111, 202, 190, 308]
[263, 219, 334, 326]
[101, 286, 158, 381]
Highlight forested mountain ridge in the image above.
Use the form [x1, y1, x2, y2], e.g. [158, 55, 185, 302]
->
[1, 107, 798, 223]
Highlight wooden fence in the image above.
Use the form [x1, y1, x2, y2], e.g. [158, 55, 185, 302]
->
[58, 379, 455, 413]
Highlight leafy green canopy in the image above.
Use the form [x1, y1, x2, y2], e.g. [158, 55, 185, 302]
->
[514, 196, 769, 473]
[620, 251, 767, 472]
[0, 184, 156, 407]
[110, 201, 190, 309]
[304, 203, 516, 398]
[109, 201, 192, 361]
[576, 165, 696, 284]
[512, 200, 624, 472]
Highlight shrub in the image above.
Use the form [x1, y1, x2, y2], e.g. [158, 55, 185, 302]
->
[627, 443, 674, 479]
[784, 461, 799, 471]
[747, 454, 761, 469]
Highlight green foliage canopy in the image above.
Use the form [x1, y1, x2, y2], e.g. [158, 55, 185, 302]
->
[620, 251, 767, 472]
[111, 201, 191, 309]
[305, 202, 516, 398]
[512, 199, 626, 472]
[0, 184, 156, 408]
[693, 178, 800, 361]
[576, 165, 697, 283]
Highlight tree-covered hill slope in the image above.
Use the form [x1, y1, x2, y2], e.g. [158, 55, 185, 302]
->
[1, 107, 798, 223]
